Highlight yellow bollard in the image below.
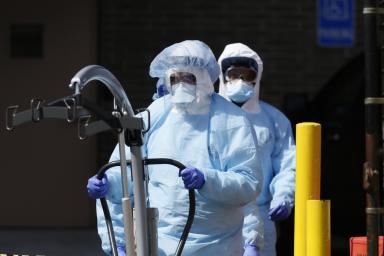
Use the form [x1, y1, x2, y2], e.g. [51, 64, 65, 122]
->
[294, 122, 321, 256]
[306, 200, 331, 256]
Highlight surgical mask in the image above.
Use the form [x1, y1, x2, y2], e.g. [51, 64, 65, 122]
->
[171, 82, 196, 104]
[225, 79, 254, 103]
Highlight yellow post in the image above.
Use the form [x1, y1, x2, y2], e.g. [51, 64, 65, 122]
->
[294, 122, 321, 256]
[306, 200, 331, 256]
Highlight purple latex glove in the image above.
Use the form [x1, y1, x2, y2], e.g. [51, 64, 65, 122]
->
[243, 244, 260, 256]
[180, 166, 205, 189]
[87, 174, 109, 199]
[268, 200, 291, 221]
[117, 246, 126, 256]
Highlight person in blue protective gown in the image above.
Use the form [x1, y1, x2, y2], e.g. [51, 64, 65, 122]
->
[218, 43, 296, 256]
[87, 40, 263, 256]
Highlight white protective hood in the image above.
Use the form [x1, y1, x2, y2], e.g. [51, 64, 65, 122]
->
[218, 43, 263, 113]
[165, 66, 213, 115]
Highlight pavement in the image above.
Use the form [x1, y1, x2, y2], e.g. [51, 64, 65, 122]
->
[0, 228, 104, 256]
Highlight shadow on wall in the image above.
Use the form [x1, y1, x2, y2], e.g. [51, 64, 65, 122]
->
[280, 53, 365, 255]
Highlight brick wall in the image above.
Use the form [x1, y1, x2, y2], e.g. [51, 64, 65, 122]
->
[98, 0, 363, 107]
[97, 0, 364, 162]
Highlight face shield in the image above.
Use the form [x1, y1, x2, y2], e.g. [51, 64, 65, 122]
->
[170, 72, 197, 85]
[225, 66, 258, 84]
[224, 66, 258, 104]
[164, 67, 213, 114]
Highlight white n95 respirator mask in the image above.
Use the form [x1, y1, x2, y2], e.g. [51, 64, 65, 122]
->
[225, 79, 254, 103]
[171, 82, 196, 104]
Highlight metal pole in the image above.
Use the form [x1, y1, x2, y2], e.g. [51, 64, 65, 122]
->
[294, 123, 321, 256]
[363, 0, 383, 255]
[68, 65, 145, 254]
[118, 132, 136, 256]
[130, 145, 149, 256]
[306, 200, 331, 256]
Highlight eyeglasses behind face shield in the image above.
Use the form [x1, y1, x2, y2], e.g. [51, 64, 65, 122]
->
[225, 66, 257, 83]
[169, 72, 197, 86]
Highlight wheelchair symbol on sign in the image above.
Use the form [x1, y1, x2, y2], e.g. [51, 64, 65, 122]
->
[323, 0, 350, 20]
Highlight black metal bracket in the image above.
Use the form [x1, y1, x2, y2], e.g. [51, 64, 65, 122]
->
[78, 115, 92, 140]
[6, 96, 83, 131]
[77, 115, 144, 140]
[6, 105, 19, 131]
[6, 94, 147, 142]
[63, 97, 77, 123]
[125, 129, 144, 146]
[31, 98, 44, 123]
[135, 108, 151, 134]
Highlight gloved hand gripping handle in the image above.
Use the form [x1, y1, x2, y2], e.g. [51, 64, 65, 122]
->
[96, 158, 195, 256]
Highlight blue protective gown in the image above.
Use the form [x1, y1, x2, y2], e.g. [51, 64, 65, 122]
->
[97, 93, 262, 255]
[243, 101, 295, 256]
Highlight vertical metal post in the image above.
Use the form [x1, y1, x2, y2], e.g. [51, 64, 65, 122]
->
[294, 123, 321, 256]
[148, 208, 159, 256]
[118, 131, 136, 256]
[306, 200, 331, 256]
[130, 145, 149, 256]
[363, 1, 383, 255]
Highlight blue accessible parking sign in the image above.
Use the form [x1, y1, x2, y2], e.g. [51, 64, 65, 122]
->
[317, 0, 355, 47]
